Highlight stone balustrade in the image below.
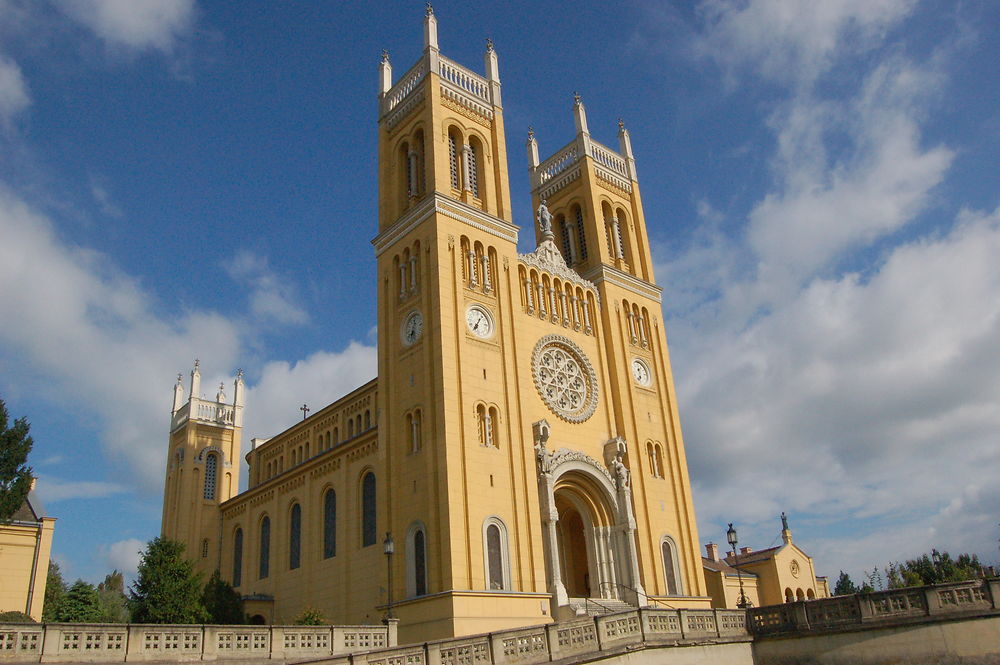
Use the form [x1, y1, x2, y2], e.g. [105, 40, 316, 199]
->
[0, 622, 391, 662]
[749, 578, 1000, 636]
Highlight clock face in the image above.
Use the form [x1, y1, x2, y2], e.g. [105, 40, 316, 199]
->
[466, 305, 494, 339]
[401, 310, 423, 346]
[631, 358, 651, 386]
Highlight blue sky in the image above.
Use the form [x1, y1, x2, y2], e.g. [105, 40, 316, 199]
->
[1, 1, 998, 587]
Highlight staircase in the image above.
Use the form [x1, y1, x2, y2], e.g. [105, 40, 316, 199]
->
[568, 597, 636, 617]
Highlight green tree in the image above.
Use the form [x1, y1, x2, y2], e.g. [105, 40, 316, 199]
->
[833, 571, 858, 596]
[0, 610, 34, 622]
[0, 399, 34, 521]
[96, 571, 129, 623]
[292, 607, 326, 625]
[42, 561, 67, 622]
[202, 570, 244, 624]
[129, 537, 208, 624]
[56, 580, 102, 622]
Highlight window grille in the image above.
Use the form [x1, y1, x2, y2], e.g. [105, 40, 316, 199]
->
[468, 144, 479, 197]
[289, 503, 301, 570]
[233, 528, 243, 587]
[323, 490, 336, 558]
[575, 208, 588, 259]
[259, 517, 270, 580]
[362, 473, 376, 546]
[449, 135, 459, 189]
[204, 453, 218, 500]
[560, 222, 573, 263]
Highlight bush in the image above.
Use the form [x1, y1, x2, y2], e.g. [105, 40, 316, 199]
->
[0, 610, 35, 623]
[292, 607, 326, 625]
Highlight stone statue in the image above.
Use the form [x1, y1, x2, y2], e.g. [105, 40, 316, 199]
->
[781, 511, 788, 531]
[611, 453, 630, 490]
[536, 199, 553, 240]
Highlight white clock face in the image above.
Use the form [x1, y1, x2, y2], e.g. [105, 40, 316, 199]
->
[631, 358, 651, 386]
[401, 310, 423, 346]
[466, 305, 494, 339]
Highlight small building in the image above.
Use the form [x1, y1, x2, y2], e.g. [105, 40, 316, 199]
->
[703, 514, 828, 608]
[0, 483, 56, 620]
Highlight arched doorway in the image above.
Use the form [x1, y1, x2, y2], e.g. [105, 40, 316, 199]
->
[552, 470, 620, 602]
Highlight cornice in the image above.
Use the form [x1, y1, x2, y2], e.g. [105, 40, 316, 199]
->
[372, 194, 519, 255]
[582, 264, 663, 303]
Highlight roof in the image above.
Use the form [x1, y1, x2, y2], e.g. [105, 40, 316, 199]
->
[702, 557, 758, 578]
[6, 490, 46, 523]
[725, 544, 785, 566]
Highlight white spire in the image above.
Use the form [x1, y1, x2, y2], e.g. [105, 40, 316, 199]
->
[618, 118, 637, 180]
[171, 373, 185, 414]
[573, 92, 589, 136]
[234, 368, 245, 407]
[189, 359, 201, 400]
[484, 38, 499, 82]
[379, 49, 392, 95]
[526, 126, 539, 170]
[424, 3, 438, 51]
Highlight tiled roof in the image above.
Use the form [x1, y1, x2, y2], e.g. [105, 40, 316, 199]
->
[702, 557, 758, 578]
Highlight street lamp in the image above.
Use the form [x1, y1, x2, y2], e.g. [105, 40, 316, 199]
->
[727, 523, 748, 609]
[383, 532, 395, 620]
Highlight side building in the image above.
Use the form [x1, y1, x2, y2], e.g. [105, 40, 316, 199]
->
[0, 485, 55, 621]
[162, 10, 709, 643]
[702, 515, 829, 609]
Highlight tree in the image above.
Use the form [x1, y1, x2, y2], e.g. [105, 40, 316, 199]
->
[96, 571, 129, 623]
[0, 611, 34, 622]
[129, 537, 208, 624]
[42, 561, 67, 622]
[56, 580, 102, 622]
[0, 399, 34, 521]
[202, 570, 244, 624]
[833, 571, 858, 596]
[886, 549, 984, 588]
[292, 607, 326, 625]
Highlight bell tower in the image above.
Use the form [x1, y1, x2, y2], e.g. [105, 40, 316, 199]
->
[526, 98, 707, 604]
[161, 361, 244, 574]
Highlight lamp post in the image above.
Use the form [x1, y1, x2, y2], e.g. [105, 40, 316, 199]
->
[727, 523, 748, 609]
[383, 532, 395, 621]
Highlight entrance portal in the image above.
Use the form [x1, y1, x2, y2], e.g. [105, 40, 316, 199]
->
[552, 471, 619, 602]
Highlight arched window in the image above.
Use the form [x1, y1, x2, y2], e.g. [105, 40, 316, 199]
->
[406, 522, 428, 597]
[201, 538, 209, 558]
[323, 489, 336, 559]
[356, 415, 362, 433]
[232, 528, 243, 587]
[364, 410, 371, 430]
[807, 588, 816, 600]
[785, 588, 794, 603]
[204, 452, 218, 500]
[348, 419, 355, 437]
[289, 503, 301, 570]
[654, 444, 665, 478]
[361, 472, 376, 547]
[796, 588, 805, 601]
[661, 536, 681, 595]
[483, 518, 510, 591]
[259, 516, 271, 580]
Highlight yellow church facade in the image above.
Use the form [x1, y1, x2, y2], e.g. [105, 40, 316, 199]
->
[161, 10, 710, 643]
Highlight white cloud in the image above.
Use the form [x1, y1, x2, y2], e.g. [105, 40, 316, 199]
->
[34, 476, 126, 503]
[101, 538, 145, 579]
[0, 186, 374, 497]
[57, 0, 196, 53]
[224, 250, 309, 326]
[694, 0, 916, 86]
[0, 55, 30, 125]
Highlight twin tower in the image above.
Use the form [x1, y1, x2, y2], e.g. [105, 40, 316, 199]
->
[162, 8, 707, 641]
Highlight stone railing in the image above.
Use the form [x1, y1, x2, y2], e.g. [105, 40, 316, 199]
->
[324, 608, 746, 665]
[749, 578, 1000, 637]
[171, 397, 242, 432]
[438, 56, 491, 104]
[0, 622, 391, 663]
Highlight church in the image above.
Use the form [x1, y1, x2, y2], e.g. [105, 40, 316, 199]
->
[160, 9, 710, 642]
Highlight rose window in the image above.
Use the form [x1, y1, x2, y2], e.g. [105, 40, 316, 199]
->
[531, 335, 598, 422]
